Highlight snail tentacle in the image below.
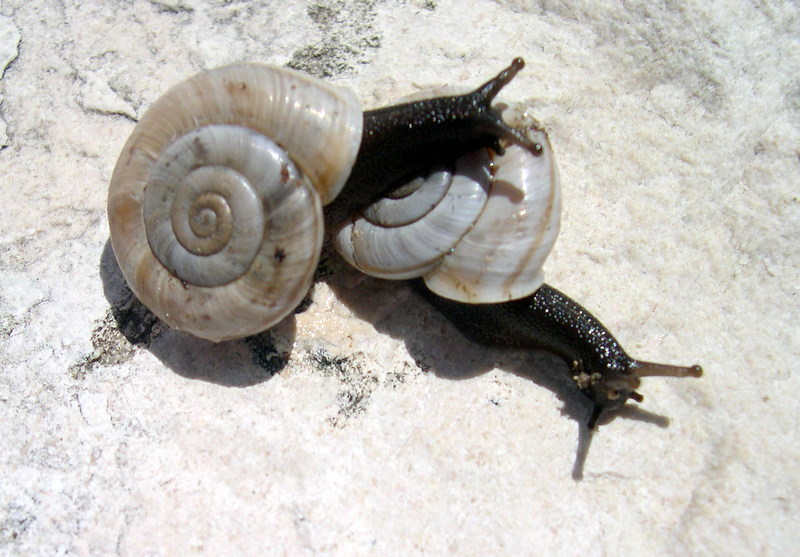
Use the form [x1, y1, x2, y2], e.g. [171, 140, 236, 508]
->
[468, 57, 543, 156]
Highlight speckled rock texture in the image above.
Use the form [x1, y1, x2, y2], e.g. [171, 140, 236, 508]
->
[1, 1, 798, 555]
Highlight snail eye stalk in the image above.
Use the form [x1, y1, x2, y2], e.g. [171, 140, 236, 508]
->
[632, 361, 704, 379]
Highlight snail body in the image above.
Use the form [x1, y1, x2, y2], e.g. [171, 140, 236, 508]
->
[418, 283, 702, 428]
[108, 59, 701, 427]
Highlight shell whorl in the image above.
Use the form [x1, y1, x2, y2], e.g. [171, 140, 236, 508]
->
[332, 104, 561, 303]
[108, 63, 363, 341]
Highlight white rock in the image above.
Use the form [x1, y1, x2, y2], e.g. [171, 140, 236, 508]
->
[0, 13, 20, 147]
[0, 0, 798, 555]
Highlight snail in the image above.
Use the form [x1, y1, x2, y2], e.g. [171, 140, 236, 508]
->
[107, 58, 702, 428]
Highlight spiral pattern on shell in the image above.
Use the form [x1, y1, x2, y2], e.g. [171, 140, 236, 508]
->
[108, 64, 363, 341]
[332, 104, 561, 303]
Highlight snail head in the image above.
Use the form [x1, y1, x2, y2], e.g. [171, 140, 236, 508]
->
[577, 359, 703, 429]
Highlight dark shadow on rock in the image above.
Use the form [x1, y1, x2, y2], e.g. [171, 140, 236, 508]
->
[99, 236, 669, 472]
[325, 261, 591, 414]
[323, 252, 670, 479]
[99, 239, 294, 386]
[99, 240, 161, 346]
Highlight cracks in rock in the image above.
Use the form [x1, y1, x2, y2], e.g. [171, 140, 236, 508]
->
[68, 303, 163, 381]
[147, 0, 195, 15]
[0, 12, 21, 148]
[73, 67, 139, 122]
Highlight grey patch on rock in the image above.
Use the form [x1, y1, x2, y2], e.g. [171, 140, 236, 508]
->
[27, 441, 78, 472]
[244, 331, 289, 376]
[606, 5, 727, 111]
[385, 362, 415, 389]
[0, 15, 20, 78]
[0, 14, 21, 148]
[786, 82, 800, 112]
[0, 313, 15, 339]
[69, 299, 163, 380]
[310, 349, 378, 427]
[0, 504, 35, 546]
[500, 2, 726, 111]
[287, 0, 382, 78]
[99, 241, 163, 349]
[147, 0, 194, 13]
[75, 71, 138, 121]
[108, 293, 162, 347]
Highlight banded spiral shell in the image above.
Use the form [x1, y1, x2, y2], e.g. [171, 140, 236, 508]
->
[108, 64, 363, 341]
[332, 104, 561, 303]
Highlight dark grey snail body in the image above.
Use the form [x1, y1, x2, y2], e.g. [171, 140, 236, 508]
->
[108, 58, 702, 429]
[415, 282, 702, 428]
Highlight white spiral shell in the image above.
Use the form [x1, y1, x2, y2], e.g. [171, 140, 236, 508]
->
[332, 104, 561, 303]
[108, 63, 363, 341]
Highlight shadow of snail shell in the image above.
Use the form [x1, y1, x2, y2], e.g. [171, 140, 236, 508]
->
[108, 62, 556, 341]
